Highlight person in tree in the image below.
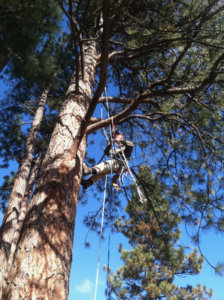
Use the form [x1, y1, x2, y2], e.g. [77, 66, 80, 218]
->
[81, 127, 134, 190]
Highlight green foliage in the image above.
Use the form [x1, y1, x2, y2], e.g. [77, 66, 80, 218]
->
[0, 105, 27, 166]
[0, 0, 61, 76]
[109, 166, 212, 299]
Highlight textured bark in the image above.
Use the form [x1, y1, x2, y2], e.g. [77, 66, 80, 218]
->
[6, 154, 43, 268]
[23, 154, 43, 205]
[0, 89, 49, 293]
[0, 155, 43, 295]
[2, 41, 98, 300]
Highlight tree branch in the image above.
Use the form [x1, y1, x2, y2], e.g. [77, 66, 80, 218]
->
[58, 0, 80, 33]
[97, 38, 182, 64]
[200, 52, 224, 88]
[98, 96, 160, 109]
[86, 70, 224, 134]
[150, 42, 192, 89]
[190, 37, 224, 50]
[116, 113, 169, 124]
[86, 90, 154, 134]
[114, 7, 146, 27]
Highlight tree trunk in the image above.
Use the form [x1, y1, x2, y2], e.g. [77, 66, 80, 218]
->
[2, 41, 98, 300]
[0, 89, 49, 292]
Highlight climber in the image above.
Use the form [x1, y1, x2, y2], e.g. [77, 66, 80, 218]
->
[81, 127, 134, 190]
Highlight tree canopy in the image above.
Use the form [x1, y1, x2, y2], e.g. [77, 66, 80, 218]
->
[0, 0, 61, 73]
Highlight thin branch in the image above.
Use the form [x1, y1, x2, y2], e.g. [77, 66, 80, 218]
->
[58, 0, 80, 33]
[190, 37, 224, 50]
[150, 51, 224, 96]
[98, 96, 160, 109]
[200, 52, 224, 88]
[184, 93, 217, 113]
[117, 113, 168, 124]
[150, 42, 192, 89]
[114, 7, 146, 27]
[21, 104, 36, 115]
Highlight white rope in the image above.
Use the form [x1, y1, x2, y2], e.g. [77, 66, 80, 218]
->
[94, 175, 108, 300]
[105, 87, 114, 142]
[101, 87, 112, 143]
[101, 108, 109, 141]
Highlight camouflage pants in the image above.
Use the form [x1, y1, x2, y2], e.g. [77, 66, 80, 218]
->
[86, 159, 124, 185]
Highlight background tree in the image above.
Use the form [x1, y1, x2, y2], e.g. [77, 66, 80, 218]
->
[109, 166, 212, 299]
[0, 0, 224, 299]
[0, 0, 61, 72]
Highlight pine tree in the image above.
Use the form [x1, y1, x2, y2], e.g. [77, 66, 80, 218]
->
[0, 1, 224, 298]
[109, 166, 213, 299]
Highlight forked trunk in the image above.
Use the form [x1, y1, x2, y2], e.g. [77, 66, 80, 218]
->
[2, 41, 98, 300]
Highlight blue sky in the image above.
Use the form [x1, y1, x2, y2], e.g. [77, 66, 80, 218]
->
[0, 79, 224, 300]
[68, 184, 224, 300]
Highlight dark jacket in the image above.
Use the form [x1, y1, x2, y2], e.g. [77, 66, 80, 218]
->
[104, 140, 134, 161]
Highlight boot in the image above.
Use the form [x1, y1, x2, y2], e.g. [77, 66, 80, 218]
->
[81, 178, 93, 189]
[83, 162, 91, 175]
